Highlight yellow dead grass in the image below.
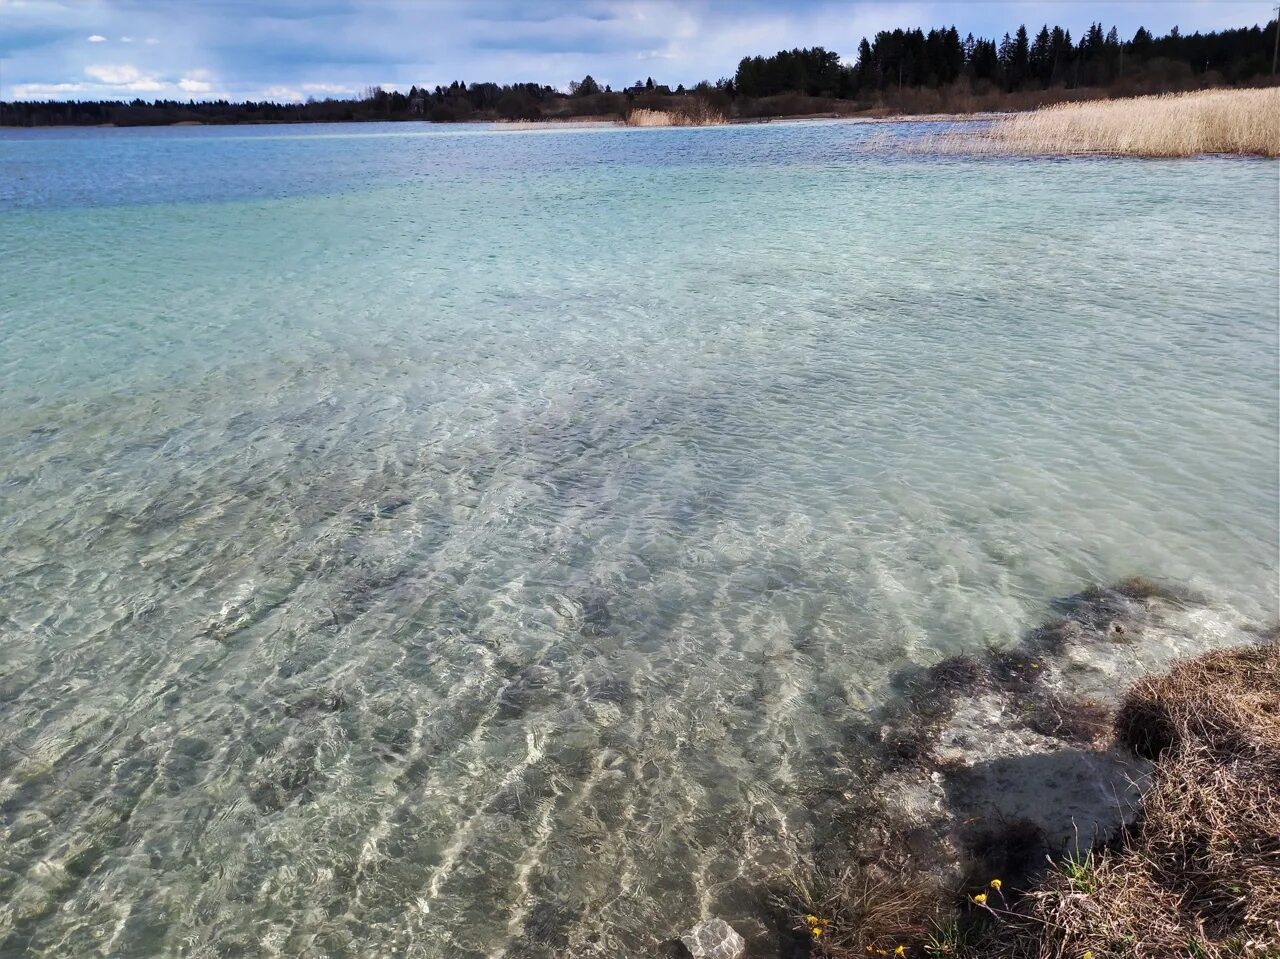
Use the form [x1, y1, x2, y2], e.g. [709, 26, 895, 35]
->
[625, 104, 726, 127]
[973, 87, 1280, 157]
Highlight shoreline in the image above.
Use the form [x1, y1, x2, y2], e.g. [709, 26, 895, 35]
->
[0, 111, 1002, 131]
[7, 88, 1275, 158]
[2, 89, 1276, 958]
[665, 578, 1278, 958]
[5, 81, 1276, 134]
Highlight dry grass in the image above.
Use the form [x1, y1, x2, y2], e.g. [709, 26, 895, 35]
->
[782, 641, 1280, 958]
[1002, 643, 1280, 958]
[921, 87, 1280, 158]
[781, 865, 944, 957]
[958, 87, 1280, 158]
[625, 101, 726, 127]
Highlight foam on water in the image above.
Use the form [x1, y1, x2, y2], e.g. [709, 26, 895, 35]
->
[0, 121, 1277, 956]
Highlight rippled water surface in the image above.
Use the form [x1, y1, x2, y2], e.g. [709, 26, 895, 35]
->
[1, 121, 1277, 958]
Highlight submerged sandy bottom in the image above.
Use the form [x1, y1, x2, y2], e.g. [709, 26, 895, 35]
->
[0, 121, 1276, 957]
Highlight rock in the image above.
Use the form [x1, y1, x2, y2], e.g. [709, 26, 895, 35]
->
[658, 939, 695, 958]
[377, 496, 411, 519]
[680, 919, 745, 959]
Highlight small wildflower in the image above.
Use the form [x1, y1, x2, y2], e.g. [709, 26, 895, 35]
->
[990, 878, 1002, 892]
[1083, 952, 1094, 959]
[972, 893, 988, 906]
[812, 928, 823, 938]
[895, 946, 907, 956]
[805, 915, 821, 926]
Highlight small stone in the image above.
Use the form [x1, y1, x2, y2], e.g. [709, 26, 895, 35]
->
[377, 497, 411, 519]
[680, 918, 745, 959]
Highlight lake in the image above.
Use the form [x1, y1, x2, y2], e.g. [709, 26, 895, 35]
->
[0, 120, 1276, 957]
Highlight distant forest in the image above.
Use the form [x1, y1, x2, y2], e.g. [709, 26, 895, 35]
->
[2, 18, 1276, 127]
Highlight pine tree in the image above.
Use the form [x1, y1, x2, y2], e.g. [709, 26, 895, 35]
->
[1010, 25, 1031, 88]
[1031, 25, 1052, 87]
[1048, 26, 1070, 85]
[944, 26, 964, 83]
[856, 37, 878, 90]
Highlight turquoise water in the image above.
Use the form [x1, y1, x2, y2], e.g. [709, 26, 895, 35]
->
[0, 121, 1277, 957]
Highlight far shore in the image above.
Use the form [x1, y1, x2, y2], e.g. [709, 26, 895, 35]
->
[0, 108, 1021, 131]
[496, 88, 1280, 157]
[6, 88, 1275, 158]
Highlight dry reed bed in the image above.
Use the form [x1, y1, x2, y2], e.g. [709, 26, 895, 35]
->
[946, 87, 1280, 157]
[625, 104, 726, 127]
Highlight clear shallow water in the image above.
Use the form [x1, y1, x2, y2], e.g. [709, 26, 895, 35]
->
[0, 120, 1277, 958]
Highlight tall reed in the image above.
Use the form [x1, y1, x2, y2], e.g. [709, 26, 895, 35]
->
[625, 102, 726, 127]
[959, 87, 1279, 157]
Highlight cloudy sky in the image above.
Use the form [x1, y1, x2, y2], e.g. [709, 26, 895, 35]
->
[1, 1, 1270, 102]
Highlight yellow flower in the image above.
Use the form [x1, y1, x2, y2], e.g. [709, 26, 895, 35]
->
[972, 893, 988, 905]
[990, 878, 1002, 891]
[895, 947, 907, 956]
[805, 915, 820, 926]
[1083, 952, 1094, 959]
[812, 928, 823, 938]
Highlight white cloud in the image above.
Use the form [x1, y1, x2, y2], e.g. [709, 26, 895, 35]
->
[120, 36, 134, 43]
[14, 81, 92, 97]
[177, 69, 214, 92]
[85, 63, 141, 84]
[87, 34, 107, 42]
[261, 85, 303, 101]
[84, 63, 167, 92]
[302, 82, 357, 95]
[144, 37, 159, 45]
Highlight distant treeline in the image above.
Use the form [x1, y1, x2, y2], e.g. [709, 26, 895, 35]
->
[734, 21, 1276, 97]
[1, 19, 1275, 127]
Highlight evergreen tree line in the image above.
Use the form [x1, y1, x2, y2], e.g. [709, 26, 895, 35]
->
[0, 80, 565, 127]
[735, 20, 1277, 98]
[1, 18, 1274, 127]
[0, 75, 679, 126]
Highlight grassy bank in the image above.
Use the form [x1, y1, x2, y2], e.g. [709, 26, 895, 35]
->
[959, 87, 1280, 157]
[1001, 644, 1280, 957]
[784, 638, 1279, 958]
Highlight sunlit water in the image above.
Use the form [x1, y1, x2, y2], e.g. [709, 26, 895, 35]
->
[1, 120, 1277, 958]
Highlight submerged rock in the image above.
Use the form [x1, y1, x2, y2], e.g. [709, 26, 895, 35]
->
[376, 496, 411, 519]
[679, 918, 745, 959]
[658, 939, 695, 958]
